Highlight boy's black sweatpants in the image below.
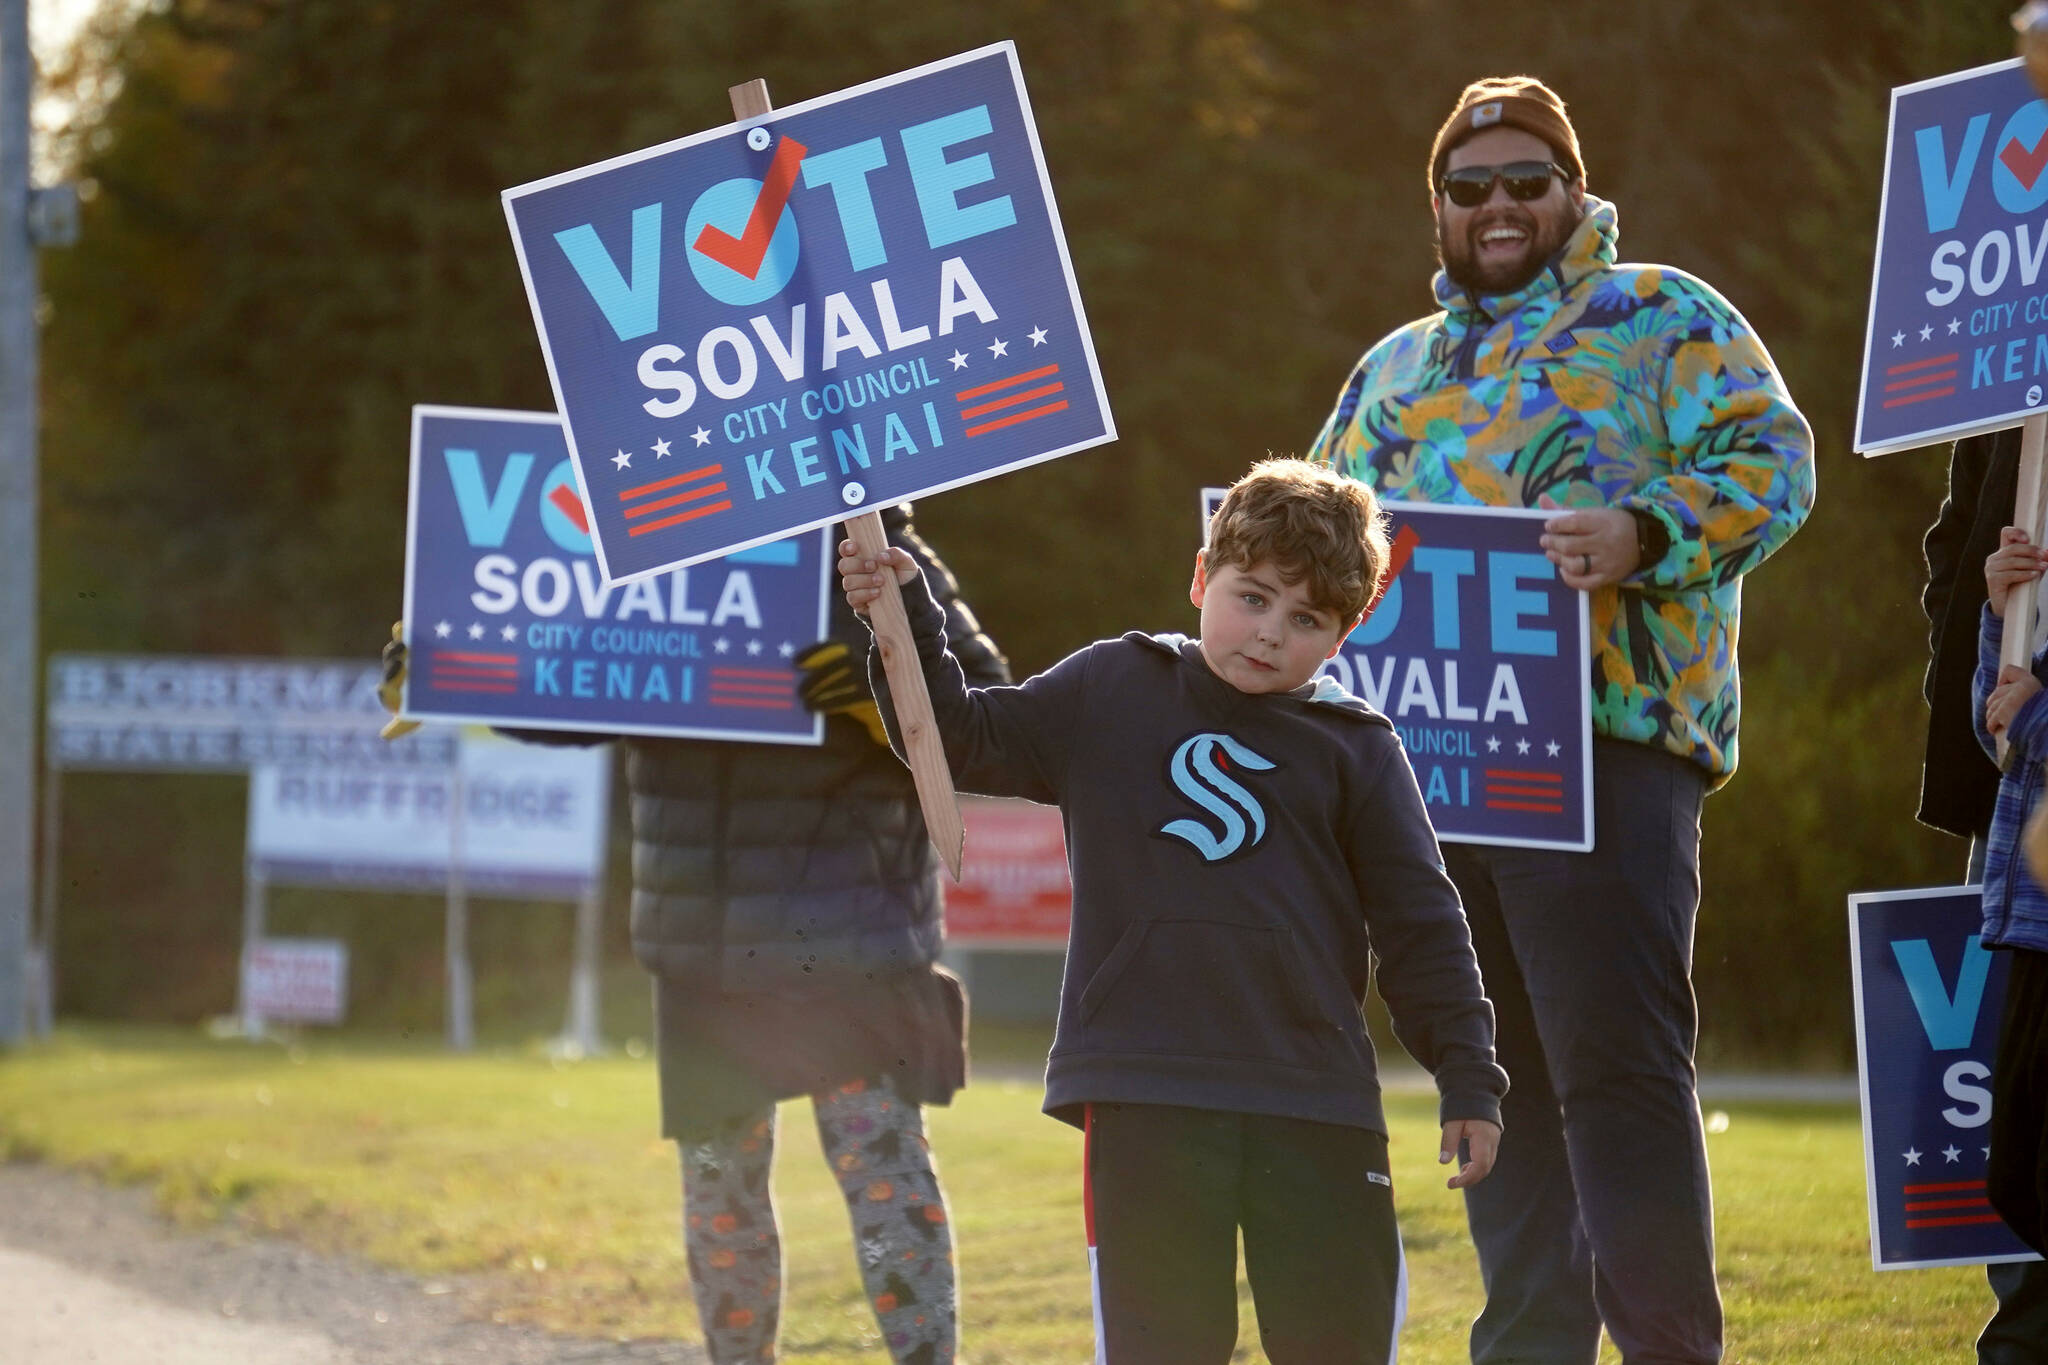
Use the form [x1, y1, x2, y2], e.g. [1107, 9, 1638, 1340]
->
[1084, 1101, 1403, 1365]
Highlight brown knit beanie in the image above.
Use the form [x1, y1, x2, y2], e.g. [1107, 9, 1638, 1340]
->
[1428, 76, 1584, 195]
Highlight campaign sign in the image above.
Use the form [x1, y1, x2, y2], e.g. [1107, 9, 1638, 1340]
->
[247, 732, 611, 900]
[401, 405, 830, 743]
[1849, 885, 2040, 1269]
[947, 795, 1071, 947]
[1858, 58, 2048, 454]
[1201, 490, 1592, 850]
[502, 41, 1114, 584]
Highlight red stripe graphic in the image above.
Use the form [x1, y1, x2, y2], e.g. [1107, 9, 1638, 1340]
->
[710, 695, 797, 709]
[956, 364, 1059, 403]
[1485, 769, 1562, 784]
[431, 665, 518, 679]
[713, 668, 795, 681]
[965, 400, 1069, 438]
[1904, 1196, 1992, 1211]
[1906, 1213, 2007, 1228]
[1884, 368, 1959, 393]
[711, 681, 797, 695]
[1904, 1180, 1986, 1194]
[1885, 352, 1961, 376]
[628, 500, 734, 537]
[1883, 386, 1957, 409]
[623, 482, 729, 519]
[1486, 784, 1565, 798]
[428, 680, 517, 694]
[1485, 800, 1565, 813]
[960, 381, 1066, 420]
[435, 652, 517, 665]
[619, 464, 722, 501]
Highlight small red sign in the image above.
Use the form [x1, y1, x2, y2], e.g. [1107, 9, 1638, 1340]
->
[947, 797, 1071, 946]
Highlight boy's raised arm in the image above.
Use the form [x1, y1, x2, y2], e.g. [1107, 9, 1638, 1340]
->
[840, 542, 1086, 805]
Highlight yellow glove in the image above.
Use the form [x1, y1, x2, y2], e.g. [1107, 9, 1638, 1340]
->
[794, 639, 890, 747]
[377, 621, 421, 740]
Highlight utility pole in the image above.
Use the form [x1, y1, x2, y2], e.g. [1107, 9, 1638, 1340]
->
[0, 0, 76, 1045]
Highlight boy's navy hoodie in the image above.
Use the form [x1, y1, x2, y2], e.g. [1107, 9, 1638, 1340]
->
[871, 572, 1506, 1137]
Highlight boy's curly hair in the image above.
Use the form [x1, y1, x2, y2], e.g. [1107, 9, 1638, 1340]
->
[1205, 458, 1390, 622]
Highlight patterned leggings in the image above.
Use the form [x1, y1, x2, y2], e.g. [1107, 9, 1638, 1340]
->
[679, 1073, 956, 1364]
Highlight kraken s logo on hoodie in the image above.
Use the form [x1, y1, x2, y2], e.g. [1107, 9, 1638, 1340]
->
[1156, 732, 1276, 862]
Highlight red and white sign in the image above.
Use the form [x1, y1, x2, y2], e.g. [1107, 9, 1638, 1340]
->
[242, 938, 348, 1025]
[946, 796, 1070, 947]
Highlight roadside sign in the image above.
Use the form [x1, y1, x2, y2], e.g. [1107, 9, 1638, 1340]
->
[241, 939, 348, 1026]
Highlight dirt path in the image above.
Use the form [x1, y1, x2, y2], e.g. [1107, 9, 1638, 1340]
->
[0, 1162, 706, 1365]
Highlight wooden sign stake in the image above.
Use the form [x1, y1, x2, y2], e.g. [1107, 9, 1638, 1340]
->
[727, 79, 965, 879]
[2001, 411, 2048, 768]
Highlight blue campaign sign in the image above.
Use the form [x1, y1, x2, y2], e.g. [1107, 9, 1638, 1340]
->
[1850, 885, 2040, 1269]
[502, 42, 1114, 584]
[1201, 490, 1592, 850]
[1858, 58, 2048, 454]
[400, 405, 830, 743]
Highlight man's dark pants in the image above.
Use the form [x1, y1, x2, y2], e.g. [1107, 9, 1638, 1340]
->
[1446, 738, 1718, 1365]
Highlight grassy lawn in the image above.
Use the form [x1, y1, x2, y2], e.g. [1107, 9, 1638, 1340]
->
[0, 1025, 2001, 1363]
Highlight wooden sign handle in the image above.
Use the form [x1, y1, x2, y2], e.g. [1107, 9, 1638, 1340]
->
[2001, 412, 2048, 768]
[728, 79, 965, 879]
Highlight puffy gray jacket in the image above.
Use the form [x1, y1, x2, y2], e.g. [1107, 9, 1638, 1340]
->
[625, 506, 1008, 987]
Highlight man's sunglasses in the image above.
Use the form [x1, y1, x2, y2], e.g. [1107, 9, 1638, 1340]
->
[1437, 161, 1569, 208]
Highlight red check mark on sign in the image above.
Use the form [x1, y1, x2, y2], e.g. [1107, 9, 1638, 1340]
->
[1359, 524, 1423, 625]
[2003, 128, 2048, 191]
[547, 482, 591, 534]
[693, 135, 809, 280]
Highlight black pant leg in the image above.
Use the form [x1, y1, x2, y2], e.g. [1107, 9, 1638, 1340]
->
[1085, 1102, 1243, 1364]
[1239, 1116, 1401, 1365]
[1991, 948, 2048, 1254]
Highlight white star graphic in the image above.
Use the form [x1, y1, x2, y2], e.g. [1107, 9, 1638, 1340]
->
[949, 350, 968, 370]
[713, 638, 731, 654]
[692, 426, 711, 447]
[778, 641, 796, 658]
[1903, 1148, 1922, 1166]
[1943, 1145, 1963, 1163]
[1919, 323, 1933, 342]
[1986, 1147, 1994, 1159]
[745, 639, 763, 656]
[434, 620, 452, 639]
[988, 337, 1009, 358]
[1029, 326, 1049, 346]
[1949, 317, 1962, 335]
[1545, 739, 1561, 757]
[1516, 738, 1532, 755]
[1891, 330, 1905, 347]
[467, 622, 485, 640]
[500, 624, 517, 642]
[1486, 736, 1501, 753]
[652, 438, 672, 458]
[612, 449, 632, 470]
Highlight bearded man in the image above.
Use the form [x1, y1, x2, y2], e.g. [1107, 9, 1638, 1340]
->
[1309, 77, 1814, 1365]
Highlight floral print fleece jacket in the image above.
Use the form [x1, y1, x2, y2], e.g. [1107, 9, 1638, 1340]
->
[1309, 197, 1815, 786]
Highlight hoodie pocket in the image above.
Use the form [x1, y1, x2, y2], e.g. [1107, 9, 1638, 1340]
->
[1073, 918, 1338, 1067]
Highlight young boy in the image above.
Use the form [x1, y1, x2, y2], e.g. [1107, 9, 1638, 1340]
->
[841, 458, 1505, 1364]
